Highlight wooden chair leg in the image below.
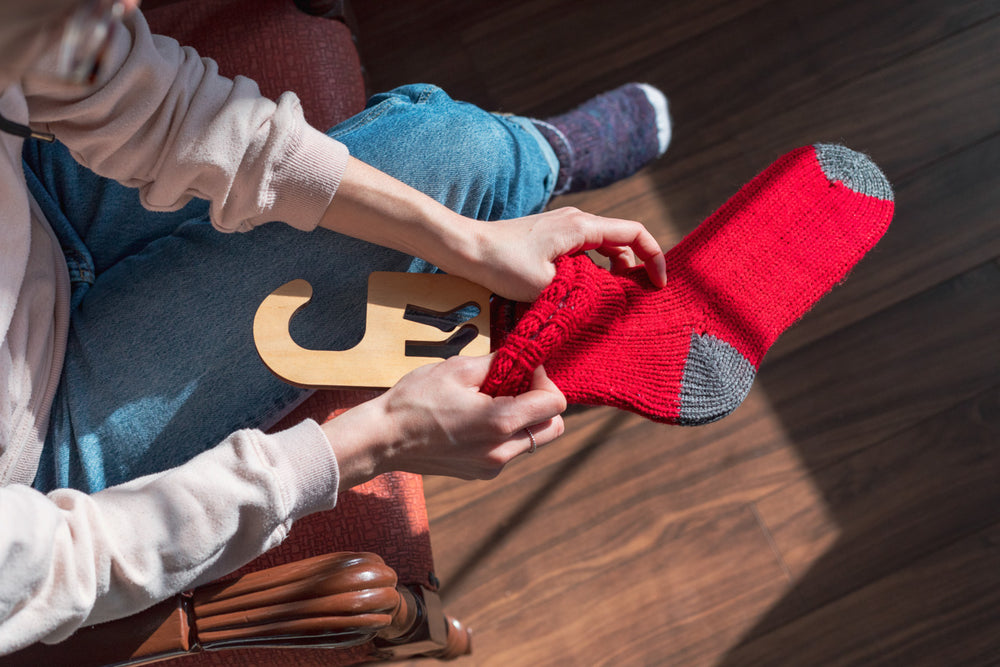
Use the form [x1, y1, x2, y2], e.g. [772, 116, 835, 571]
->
[374, 586, 472, 661]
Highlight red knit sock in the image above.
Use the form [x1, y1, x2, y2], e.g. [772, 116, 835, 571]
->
[483, 144, 894, 425]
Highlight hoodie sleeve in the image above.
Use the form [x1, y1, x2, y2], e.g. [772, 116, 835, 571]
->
[0, 419, 340, 655]
[20, 10, 348, 233]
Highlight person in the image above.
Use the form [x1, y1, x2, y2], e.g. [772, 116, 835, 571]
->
[0, 0, 671, 654]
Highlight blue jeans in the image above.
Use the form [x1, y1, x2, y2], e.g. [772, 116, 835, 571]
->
[26, 84, 559, 493]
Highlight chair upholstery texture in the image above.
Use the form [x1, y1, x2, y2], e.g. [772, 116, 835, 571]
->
[142, 2, 437, 664]
[145, 0, 366, 130]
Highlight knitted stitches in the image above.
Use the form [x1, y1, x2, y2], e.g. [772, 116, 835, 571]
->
[483, 144, 895, 425]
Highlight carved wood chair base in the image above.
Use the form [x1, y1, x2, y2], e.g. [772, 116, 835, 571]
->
[3, 553, 470, 666]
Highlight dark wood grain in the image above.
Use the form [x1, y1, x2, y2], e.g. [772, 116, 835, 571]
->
[549, 8, 1000, 360]
[410, 265, 998, 665]
[349, 1, 1000, 665]
[749, 388, 1000, 634]
[439, 499, 793, 666]
[425, 262, 999, 537]
[723, 521, 1000, 666]
[754, 262, 1000, 470]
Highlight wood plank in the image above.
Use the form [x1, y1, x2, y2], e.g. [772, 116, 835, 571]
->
[426, 262, 1000, 532]
[424, 396, 799, 589]
[460, 0, 774, 114]
[561, 15, 1000, 360]
[749, 388, 1000, 634]
[753, 262, 1000, 470]
[611, 12, 1000, 226]
[437, 501, 792, 666]
[725, 18, 1000, 182]
[353, 0, 776, 110]
[568, 132, 1000, 363]
[464, 0, 1000, 157]
[352, 2, 1000, 664]
[351, 0, 505, 106]
[462, 0, 999, 124]
[722, 521, 1000, 666]
[418, 264, 998, 662]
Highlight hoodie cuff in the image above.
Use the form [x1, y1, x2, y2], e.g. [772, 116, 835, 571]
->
[255, 419, 340, 520]
[265, 123, 349, 232]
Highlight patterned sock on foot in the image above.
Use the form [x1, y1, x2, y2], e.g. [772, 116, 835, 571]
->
[532, 82, 671, 195]
[484, 144, 894, 425]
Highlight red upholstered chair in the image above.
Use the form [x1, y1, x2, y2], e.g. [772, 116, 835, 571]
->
[2, 1, 470, 664]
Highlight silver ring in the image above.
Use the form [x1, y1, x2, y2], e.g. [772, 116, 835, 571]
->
[524, 426, 537, 454]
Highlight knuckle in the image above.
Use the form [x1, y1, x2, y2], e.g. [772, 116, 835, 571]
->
[440, 356, 469, 374]
[489, 412, 520, 436]
[441, 355, 479, 378]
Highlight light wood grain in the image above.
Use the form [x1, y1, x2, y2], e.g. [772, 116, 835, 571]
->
[254, 273, 490, 390]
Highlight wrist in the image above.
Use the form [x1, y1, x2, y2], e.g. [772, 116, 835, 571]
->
[319, 398, 393, 491]
[430, 214, 487, 277]
[320, 157, 483, 277]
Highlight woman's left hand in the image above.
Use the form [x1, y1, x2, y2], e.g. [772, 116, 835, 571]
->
[460, 207, 667, 302]
[320, 159, 665, 303]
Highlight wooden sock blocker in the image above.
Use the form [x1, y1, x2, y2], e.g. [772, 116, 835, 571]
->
[254, 273, 492, 390]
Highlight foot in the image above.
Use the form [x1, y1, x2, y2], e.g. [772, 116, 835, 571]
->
[532, 82, 671, 195]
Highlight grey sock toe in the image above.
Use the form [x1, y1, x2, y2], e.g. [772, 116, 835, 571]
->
[677, 332, 756, 426]
[813, 144, 893, 202]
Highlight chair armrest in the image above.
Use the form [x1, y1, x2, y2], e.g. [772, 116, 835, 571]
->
[2, 553, 406, 666]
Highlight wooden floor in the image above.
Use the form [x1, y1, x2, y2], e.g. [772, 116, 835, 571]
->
[352, 1, 1000, 665]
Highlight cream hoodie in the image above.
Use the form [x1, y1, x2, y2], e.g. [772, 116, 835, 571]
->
[0, 9, 350, 654]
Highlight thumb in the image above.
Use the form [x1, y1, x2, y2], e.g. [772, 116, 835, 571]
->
[509, 365, 567, 424]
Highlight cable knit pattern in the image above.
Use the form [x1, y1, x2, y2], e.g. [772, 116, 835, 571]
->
[483, 255, 625, 396]
[485, 144, 895, 425]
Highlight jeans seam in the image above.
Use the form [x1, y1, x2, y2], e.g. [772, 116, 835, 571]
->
[416, 85, 438, 104]
[327, 97, 401, 140]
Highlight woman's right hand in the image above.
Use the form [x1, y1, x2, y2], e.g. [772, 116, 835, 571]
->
[321, 354, 567, 489]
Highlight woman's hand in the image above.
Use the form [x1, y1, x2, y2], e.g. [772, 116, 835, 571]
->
[322, 355, 566, 488]
[320, 159, 665, 304]
[464, 207, 667, 302]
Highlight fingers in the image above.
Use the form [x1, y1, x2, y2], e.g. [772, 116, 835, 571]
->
[603, 245, 638, 274]
[642, 251, 668, 288]
[490, 415, 565, 463]
[471, 364, 566, 462]
[555, 208, 668, 288]
[501, 366, 566, 457]
[429, 355, 565, 431]
[445, 352, 494, 386]
[523, 415, 565, 453]
[516, 365, 567, 420]
[593, 222, 667, 287]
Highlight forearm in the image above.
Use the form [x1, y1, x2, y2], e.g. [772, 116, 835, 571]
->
[319, 157, 484, 278]
[0, 421, 337, 654]
[319, 158, 667, 303]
